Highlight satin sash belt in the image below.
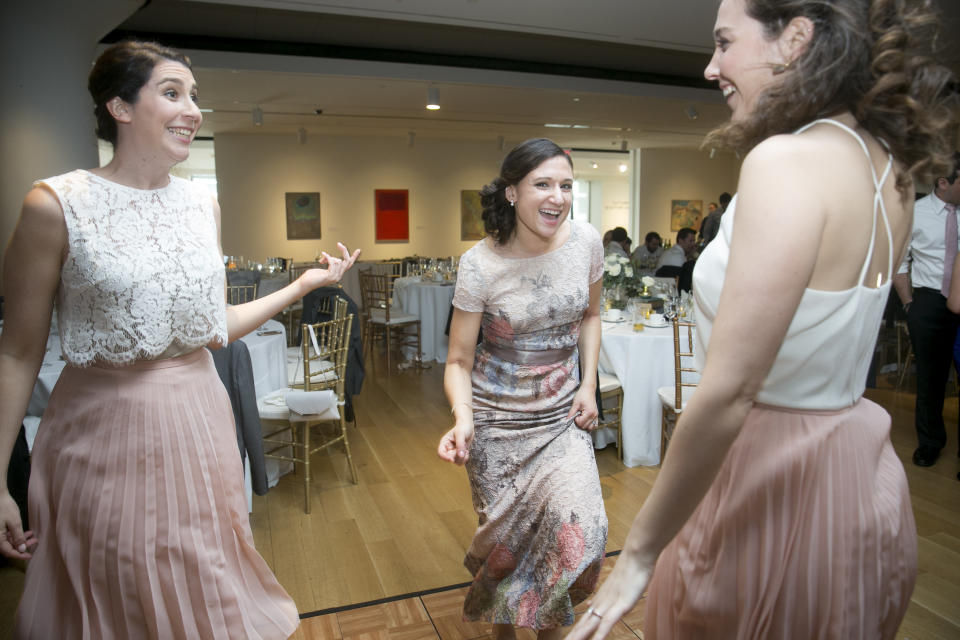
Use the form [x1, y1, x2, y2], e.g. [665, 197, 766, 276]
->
[481, 341, 575, 365]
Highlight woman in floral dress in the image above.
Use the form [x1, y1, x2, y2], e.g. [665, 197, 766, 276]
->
[438, 138, 608, 640]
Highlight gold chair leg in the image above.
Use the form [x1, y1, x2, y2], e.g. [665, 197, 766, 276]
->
[341, 414, 359, 484]
[386, 325, 392, 373]
[302, 423, 312, 514]
[616, 390, 623, 462]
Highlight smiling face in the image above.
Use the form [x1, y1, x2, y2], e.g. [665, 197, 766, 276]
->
[505, 154, 574, 245]
[704, 0, 786, 121]
[116, 60, 202, 165]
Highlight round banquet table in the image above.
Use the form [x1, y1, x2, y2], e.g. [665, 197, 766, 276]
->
[393, 276, 456, 363]
[595, 319, 698, 467]
[238, 319, 288, 399]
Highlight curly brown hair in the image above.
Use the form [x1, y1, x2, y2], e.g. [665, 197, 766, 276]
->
[704, 0, 957, 193]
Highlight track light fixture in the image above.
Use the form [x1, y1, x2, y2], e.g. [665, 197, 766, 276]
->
[426, 87, 440, 110]
[252, 105, 263, 126]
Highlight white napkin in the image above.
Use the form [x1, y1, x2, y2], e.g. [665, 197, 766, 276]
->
[284, 389, 339, 418]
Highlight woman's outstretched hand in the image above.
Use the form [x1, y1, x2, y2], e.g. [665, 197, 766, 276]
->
[299, 242, 361, 290]
[437, 423, 474, 466]
[0, 491, 36, 560]
[565, 549, 655, 640]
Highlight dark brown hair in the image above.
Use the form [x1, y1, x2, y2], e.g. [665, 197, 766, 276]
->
[480, 138, 573, 244]
[704, 0, 957, 192]
[88, 40, 193, 146]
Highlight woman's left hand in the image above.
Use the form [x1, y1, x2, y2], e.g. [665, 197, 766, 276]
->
[298, 243, 361, 291]
[565, 548, 655, 640]
[567, 385, 599, 430]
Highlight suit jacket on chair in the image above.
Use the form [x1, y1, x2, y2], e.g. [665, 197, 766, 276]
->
[208, 340, 269, 495]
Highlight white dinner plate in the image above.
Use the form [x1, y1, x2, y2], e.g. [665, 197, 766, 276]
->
[643, 320, 669, 328]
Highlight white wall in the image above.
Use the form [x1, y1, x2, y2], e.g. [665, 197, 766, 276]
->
[637, 148, 741, 243]
[213, 132, 739, 261]
[215, 133, 507, 261]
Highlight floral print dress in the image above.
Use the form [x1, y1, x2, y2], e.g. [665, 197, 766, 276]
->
[453, 219, 608, 630]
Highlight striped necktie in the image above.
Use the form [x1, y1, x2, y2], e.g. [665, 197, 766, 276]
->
[943, 203, 958, 297]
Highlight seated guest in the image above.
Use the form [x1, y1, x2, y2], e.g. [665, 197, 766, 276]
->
[632, 232, 663, 273]
[604, 226, 630, 258]
[657, 227, 697, 271]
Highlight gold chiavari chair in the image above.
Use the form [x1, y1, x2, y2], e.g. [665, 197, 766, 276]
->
[358, 271, 422, 373]
[657, 317, 697, 462]
[259, 299, 357, 513]
[598, 372, 624, 461]
[226, 283, 257, 305]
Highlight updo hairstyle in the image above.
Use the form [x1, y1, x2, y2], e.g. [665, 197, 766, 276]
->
[88, 40, 193, 146]
[480, 138, 572, 245]
[704, 0, 957, 192]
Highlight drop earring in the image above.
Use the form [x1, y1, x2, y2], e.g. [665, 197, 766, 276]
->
[772, 59, 793, 75]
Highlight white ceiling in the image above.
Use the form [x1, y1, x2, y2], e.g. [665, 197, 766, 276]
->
[111, 0, 960, 150]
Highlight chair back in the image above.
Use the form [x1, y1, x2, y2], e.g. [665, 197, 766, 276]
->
[300, 309, 352, 400]
[226, 283, 257, 305]
[672, 317, 698, 409]
[289, 261, 314, 283]
[359, 271, 397, 324]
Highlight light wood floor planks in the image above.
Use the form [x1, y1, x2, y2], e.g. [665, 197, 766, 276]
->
[0, 361, 957, 639]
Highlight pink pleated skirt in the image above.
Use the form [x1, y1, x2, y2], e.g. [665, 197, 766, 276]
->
[15, 349, 299, 639]
[646, 398, 916, 640]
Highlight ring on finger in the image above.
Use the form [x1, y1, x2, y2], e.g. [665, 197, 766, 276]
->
[586, 607, 603, 619]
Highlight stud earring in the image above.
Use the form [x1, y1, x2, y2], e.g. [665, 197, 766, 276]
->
[509, 200, 516, 207]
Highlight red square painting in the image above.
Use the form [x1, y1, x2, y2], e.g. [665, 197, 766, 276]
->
[375, 189, 409, 242]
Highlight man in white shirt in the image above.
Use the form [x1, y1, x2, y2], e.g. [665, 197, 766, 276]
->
[656, 227, 697, 272]
[894, 152, 960, 468]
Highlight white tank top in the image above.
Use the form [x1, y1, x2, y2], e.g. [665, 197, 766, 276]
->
[692, 119, 895, 410]
[39, 170, 228, 366]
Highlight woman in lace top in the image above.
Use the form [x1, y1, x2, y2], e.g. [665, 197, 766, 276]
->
[569, 1, 955, 639]
[0, 40, 358, 638]
[437, 138, 607, 640]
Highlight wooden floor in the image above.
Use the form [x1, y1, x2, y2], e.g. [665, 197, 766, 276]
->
[1, 359, 957, 639]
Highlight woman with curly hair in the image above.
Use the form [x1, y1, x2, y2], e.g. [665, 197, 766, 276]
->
[569, 0, 955, 638]
[437, 138, 608, 639]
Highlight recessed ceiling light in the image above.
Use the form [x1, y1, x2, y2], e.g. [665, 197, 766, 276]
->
[590, 161, 599, 169]
[618, 163, 628, 173]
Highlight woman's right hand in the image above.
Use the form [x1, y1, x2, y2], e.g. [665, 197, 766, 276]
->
[0, 490, 35, 560]
[437, 422, 474, 465]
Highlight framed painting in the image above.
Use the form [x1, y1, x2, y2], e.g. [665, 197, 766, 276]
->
[375, 189, 409, 242]
[460, 190, 484, 241]
[670, 199, 703, 231]
[285, 192, 321, 240]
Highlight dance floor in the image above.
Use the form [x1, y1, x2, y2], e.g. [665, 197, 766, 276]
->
[1, 356, 957, 640]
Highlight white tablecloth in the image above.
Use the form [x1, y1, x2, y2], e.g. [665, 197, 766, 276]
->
[239, 319, 288, 399]
[594, 320, 678, 466]
[394, 277, 456, 363]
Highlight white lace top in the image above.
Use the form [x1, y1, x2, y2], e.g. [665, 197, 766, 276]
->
[38, 170, 228, 366]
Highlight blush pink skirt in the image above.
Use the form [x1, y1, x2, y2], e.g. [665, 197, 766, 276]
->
[646, 398, 916, 640]
[15, 349, 299, 639]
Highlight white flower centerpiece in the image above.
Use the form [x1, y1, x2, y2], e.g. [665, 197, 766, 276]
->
[603, 254, 640, 309]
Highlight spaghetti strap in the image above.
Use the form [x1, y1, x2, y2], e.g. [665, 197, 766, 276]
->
[794, 118, 895, 284]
